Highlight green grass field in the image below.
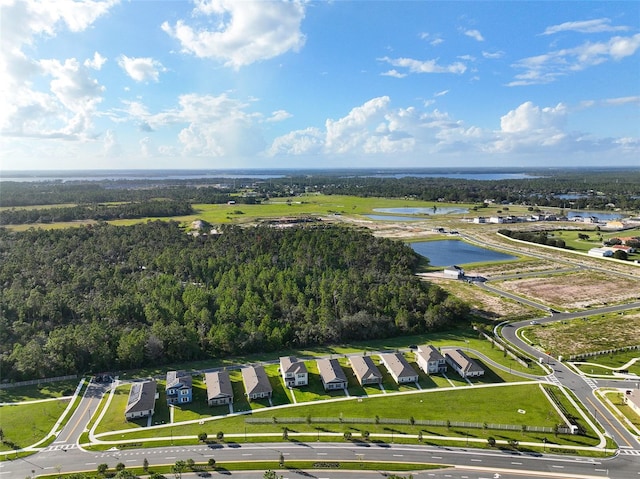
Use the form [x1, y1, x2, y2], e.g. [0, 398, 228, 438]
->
[94, 383, 599, 449]
[0, 379, 79, 403]
[0, 399, 70, 451]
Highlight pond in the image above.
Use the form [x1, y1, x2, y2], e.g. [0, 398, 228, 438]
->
[410, 240, 517, 267]
[373, 207, 469, 215]
[567, 211, 626, 221]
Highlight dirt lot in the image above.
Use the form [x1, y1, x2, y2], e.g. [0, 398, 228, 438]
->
[526, 311, 640, 357]
[427, 277, 539, 322]
[493, 271, 640, 309]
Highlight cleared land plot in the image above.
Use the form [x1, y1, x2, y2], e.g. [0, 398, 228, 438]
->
[494, 271, 640, 310]
[525, 311, 640, 357]
[0, 399, 70, 451]
[429, 278, 539, 322]
[467, 258, 568, 278]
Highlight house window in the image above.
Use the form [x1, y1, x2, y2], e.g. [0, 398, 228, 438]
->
[181, 389, 188, 395]
[181, 397, 188, 403]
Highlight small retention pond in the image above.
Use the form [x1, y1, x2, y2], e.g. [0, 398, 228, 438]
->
[410, 240, 517, 267]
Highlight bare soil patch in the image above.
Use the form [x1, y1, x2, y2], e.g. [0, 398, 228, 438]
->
[494, 271, 640, 309]
[426, 277, 538, 321]
[526, 311, 640, 357]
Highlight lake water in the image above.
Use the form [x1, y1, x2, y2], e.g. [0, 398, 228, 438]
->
[410, 240, 517, 266]
[567, 211, 625, 221]
[373, 207, 469, 215]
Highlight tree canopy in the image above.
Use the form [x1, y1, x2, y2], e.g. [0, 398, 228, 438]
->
[0, 221, 466, 380]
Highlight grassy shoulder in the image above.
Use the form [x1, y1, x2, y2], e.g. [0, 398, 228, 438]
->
[38, 459, 445, 479]
[0, 398, 70, 451]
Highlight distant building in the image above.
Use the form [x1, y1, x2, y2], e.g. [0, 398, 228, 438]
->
[205, 371, 234, 406]
[588, 247, 614, 258]
[379, 352, 419, 384]
[443, 265, 464, 279]
[125, 380, 157, 420]
[279, 356, 308, 387]
[349, 356, 383, 386]
[166, 371, 193, 405]
[242, 365, 272, 400]
[473, 217, 487, 224]
[415, 345, 447, 374]
[442, 349, 484, 378]
[316, 358, 348, 391]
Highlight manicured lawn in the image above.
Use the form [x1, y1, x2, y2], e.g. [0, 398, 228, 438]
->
[95, 383, 600, 448]
[0, 379, 80, 403]
[94, 384, 143, 434]
[572, 349, 640, 376]
[0, 398, 70, 451]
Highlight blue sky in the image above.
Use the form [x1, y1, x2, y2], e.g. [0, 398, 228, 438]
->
[1, 0, 639, 170]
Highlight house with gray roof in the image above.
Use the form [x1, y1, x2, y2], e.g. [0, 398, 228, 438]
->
[205, 371, 234, 406]
[279, 356, 308, 387]
[166, 370, 193, 405]
[442, 349, 485, 378]
[415, 345, 447, 374]
[125, 380, 157, 420]
[379, 352, 419, 384]
[242, 365, 273, 400]
[316, 358, 348, 391]
[349, 355, 382, 386]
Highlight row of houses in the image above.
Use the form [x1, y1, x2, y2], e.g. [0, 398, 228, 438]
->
[125, 347, 485, 420]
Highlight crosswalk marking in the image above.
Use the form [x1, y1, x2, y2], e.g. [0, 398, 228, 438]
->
[583, 377, 598, 389]
[619, 449, 640, 456]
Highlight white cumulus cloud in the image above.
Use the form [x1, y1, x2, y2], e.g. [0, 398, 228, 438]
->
[118, 55, 166, 82]
[161, 0, 306, 68]
[464, 29, 484, 42]
[379, 56, 467, 75]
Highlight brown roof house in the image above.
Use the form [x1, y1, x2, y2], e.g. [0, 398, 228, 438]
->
[316, 358, 348, 391]
[415, 345, 447, 375]
[242, 365, 273, 400]
[205, 371, 234, 406]
[442, 349, 485, 378]
[166, 371, 193, 405]
[349, 355, 382, 386]
[379, 353, 419, 384]
[279, 356, 308, 387]
[125, 380, 157, 420]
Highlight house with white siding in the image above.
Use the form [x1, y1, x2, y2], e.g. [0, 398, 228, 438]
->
[415, 345, 447, 374]
[379, 352, 419, 384]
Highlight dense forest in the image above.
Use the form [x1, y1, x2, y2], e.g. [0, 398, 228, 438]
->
[0, 199, 193, 225]
[0, 222, 466, 381]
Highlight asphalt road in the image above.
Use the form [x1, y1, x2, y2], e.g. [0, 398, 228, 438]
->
[4, 441, 640, 478]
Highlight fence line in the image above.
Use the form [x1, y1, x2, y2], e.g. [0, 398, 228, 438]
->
[569, 344, 640, 362]
[0, 374, 78, 390]
[245, 416, 570, 434]
[479, 331, 530, 368]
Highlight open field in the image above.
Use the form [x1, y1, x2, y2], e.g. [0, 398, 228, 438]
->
[524, 310, 640, 357]
[0, 398, 70, 451]
[493, 271, 640, 310]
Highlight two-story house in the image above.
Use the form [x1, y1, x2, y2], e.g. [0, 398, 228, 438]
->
[279, 356, 308, 387]
[415, 345, 447, 374]
[165, 370, 193, 405]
